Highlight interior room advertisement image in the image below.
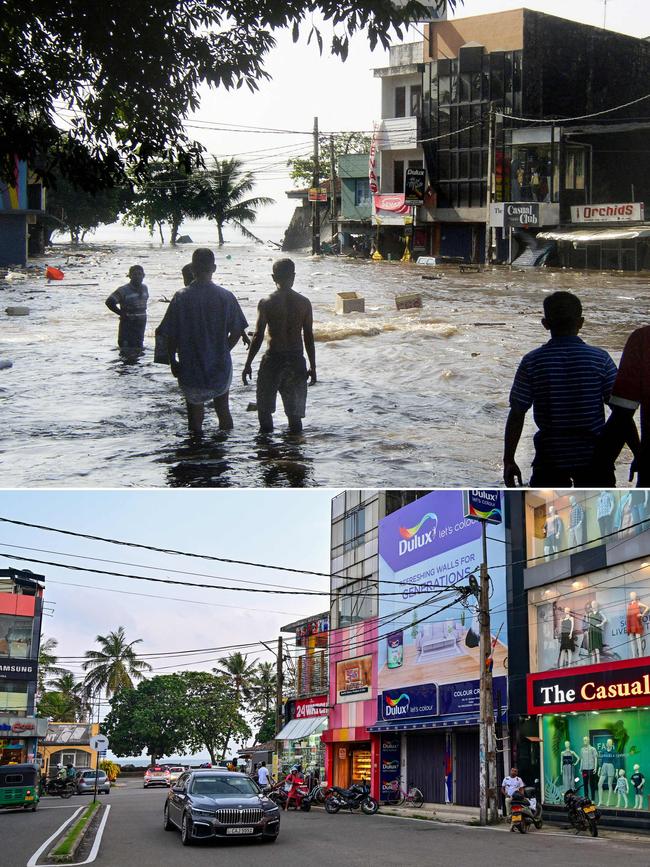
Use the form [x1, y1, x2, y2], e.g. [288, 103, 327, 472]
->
[377, 490, 508, 699]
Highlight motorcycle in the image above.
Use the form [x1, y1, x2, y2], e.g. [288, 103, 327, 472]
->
[564, 782, 600, 837]
[510, 787, 543, 834]
[324, 780, 378, 815]
[45, 778, 76, 799]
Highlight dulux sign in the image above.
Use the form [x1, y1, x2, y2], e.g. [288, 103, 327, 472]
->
[462, 490, 503, 525]
[381, 683, 438, 721]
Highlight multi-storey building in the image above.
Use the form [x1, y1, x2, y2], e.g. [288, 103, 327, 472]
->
[0, 568, 47, 764]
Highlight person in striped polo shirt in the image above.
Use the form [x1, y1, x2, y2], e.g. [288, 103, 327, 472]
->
[503, 291, 618, 487]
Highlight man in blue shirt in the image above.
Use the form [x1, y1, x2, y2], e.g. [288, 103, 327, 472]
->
[503, 291, 617, 487]
[164, 248, 248, 435]
[105, 264, 148, 351]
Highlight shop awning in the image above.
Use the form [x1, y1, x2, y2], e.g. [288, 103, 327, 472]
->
[275, 716, 327, 741]
[537, 225, 650, 243]
[368, 716, 480, 733]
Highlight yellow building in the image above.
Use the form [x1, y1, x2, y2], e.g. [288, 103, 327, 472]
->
[40, 722, 100, 777]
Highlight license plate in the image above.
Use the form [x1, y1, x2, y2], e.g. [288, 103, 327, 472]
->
[511, 814, 521, 822]
[583, 805, 595, 813]
[226, 827, 255, 835]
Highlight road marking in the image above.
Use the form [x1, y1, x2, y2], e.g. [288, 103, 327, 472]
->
[27, 806, 83, 866]
[63, 804, 111, 866]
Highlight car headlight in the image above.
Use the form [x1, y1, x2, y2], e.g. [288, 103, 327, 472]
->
[264, 805, 280, 814]
[191, 808, 214, 817]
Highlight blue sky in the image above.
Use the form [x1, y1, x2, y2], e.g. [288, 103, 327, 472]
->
[0, 490, 336, 680]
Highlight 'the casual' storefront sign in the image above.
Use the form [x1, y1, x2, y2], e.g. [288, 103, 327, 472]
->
[527, 658, 650, 714]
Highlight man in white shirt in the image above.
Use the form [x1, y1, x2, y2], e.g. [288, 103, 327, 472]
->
[257, 762, 272, 788]
[502, 767, 525, 816]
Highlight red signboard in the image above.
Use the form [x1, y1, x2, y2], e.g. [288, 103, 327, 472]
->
[373, 194, 409, 214]
[293, 694, 328, 719]
[0, 594, 35, 617]
[527, 657, 650, 715]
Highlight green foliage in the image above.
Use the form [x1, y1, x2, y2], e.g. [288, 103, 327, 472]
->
[38, 690, 77, 722]
[288, 132, 372, 186]
[82, 626, 152, 698]
[99, 760, 121, 782]
[256, 711, 277, 745]
[1, 1, 448, 190]
[250, 661, 277, 726]
[46, 176, 134, 244]
[102, 675, 192, 763]
[214, 651, 259, 708]
[38, 636, 66, 694]
[123, 162, 201, 245]
[183, 672, 251, 764]
[51, 802, 99, 860]
[191, 157, 274, 245]
[550, 715, 570, 775]
[47, 672, 93, 722]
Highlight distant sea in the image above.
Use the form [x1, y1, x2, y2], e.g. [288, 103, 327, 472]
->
[62, 218, 287, 248]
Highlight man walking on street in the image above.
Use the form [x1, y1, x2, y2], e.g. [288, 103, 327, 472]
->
[164, 248, 248, 435]
[105, 264, 149, 351]
[503, 291, 618, 487]
[242, 258, 316, 434]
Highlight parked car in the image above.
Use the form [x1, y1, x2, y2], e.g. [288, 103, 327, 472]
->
[76, 770, 110, 795]
[144, 766, 171, 788]
[168, 767, 185, 784]
[163, 770, 280, 846]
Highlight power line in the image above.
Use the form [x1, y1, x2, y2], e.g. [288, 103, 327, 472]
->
[502, 91, 650, 124]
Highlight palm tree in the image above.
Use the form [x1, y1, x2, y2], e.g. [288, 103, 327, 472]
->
[250, 661, 276, 722]
[82, 626, 152, 697]
[38, 690, 77, 722]
[49, 671, 93, 722]
[193, 156, 274, 246]
[37, 636, 66, 694]
[213, 652, 257, 759]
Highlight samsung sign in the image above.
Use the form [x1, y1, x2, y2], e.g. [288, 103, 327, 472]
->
[0, 658, 37, 681]
[381, 683, 438, 721]
[528, 658, 650, 715]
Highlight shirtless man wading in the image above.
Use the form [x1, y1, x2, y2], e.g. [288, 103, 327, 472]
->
[242, 258, 316, 434]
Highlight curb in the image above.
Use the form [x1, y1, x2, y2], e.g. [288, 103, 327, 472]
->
[47, 803, 102, 864]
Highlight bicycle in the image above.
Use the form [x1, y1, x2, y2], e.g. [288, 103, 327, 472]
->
[383, 783, 424, 808]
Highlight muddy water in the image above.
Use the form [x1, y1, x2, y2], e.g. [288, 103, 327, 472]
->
[1, 231, 647, 488]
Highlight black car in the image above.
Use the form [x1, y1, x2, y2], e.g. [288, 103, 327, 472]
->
[163, 770, 280, 846]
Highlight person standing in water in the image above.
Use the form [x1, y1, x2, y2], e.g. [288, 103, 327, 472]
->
[242, 258, 316, 434]
[105, 264, 148, 350]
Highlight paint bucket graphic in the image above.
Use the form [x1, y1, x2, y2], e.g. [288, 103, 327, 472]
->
[387, 630, 403, 669]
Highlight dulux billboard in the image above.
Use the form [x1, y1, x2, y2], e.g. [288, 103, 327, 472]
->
[377, 491, 508, 703]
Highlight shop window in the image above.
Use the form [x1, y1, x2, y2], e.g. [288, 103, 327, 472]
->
[343, 507, 366, 553]
[395, 86, 406, 118]
[565, 148, 586, 191]
[0, 682, 28, 712]
[0, 614, 32, 658]
[352, 748, 372, 782]
[541, 710, 650, 812]
[336, 575, 376, 625]
[410, 85, 422, 117]
[354, 179, 370, 207]
[393, 160, 405, 195]
[511, 146, 553, 203]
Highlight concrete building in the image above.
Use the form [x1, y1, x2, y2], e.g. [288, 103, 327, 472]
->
[0, 160, 46, 267]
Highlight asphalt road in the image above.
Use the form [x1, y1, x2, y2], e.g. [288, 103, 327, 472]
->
[6, 780, 650, 867]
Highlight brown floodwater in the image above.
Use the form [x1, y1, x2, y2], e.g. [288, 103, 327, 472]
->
[1, 235, 647, 488]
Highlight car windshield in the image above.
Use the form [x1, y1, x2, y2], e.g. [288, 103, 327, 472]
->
[170, 767, 183, 772]
[190, 775, 259, 797]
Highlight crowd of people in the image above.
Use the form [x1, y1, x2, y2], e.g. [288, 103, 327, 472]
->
[105, 249, 316, 437]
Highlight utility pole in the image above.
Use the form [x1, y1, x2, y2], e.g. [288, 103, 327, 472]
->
[275, 636, 283, 739]
[329, 134, 338, 253]
[479, 522, 499, 825]
[312, 117, 321, 255]
[484, 103, 496, 266]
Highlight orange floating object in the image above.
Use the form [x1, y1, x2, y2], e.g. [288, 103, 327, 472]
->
[45, 266, 64, 280]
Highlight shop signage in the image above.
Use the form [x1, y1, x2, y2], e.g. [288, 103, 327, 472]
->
[438, 675, 508, 716]
[373, 194, 412, 226]
[571, 203, 644, 223]
[0, 716, 48, 737]
[404, 168, 426, 204]
[293, 695, 328, 719]
[462, 490, 502, 525]
[527, 658, 650, 715]
[295, 615, 329, 648]
[0, 658, 37, 681]
[380, 683, 438, 721]
[380, 735, 402, 800]
[336, 655, 373, 704]
[308, 187, 328, 203]
[503, 202, 540, 228]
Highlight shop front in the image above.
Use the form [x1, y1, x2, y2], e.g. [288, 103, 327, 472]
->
[41, 723, 100, 778]
[275, 695, 328, 782]
[528, 659, 650, 828]
[0, 716, 47, 765]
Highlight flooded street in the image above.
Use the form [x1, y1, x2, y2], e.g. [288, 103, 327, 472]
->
[1, 223, 647, 488]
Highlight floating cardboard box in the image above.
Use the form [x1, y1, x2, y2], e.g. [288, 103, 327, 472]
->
[395, 293, 422, 310]
[335, 292, 365, 315]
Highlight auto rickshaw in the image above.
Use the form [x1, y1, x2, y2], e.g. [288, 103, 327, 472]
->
[0, 763, 40, 811]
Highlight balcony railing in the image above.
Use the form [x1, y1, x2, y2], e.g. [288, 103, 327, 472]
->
[287, 651, 328, 699]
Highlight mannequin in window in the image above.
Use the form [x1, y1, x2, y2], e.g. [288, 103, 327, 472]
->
[543, 506, 563, 561]
[587, 600, 607, 664]
[558, 607, 574, 668]
[615, 769, 629, 809]
[618, 491, 634, 537]
[626, 591, 648, 658]
[568, 496, 585, 549]
[580, 736, 598, 800]
[631, 765, 644, 810]
[560, 741, 580, 792]
[597, 491, 615, 540]
[597, 738, 617, 807]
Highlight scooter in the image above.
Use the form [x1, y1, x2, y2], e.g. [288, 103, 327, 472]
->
[509, 781, 543, 834]
[324, 780, 378, 815]
[564, 781, 600, 837]
[45, 778, 76, 799]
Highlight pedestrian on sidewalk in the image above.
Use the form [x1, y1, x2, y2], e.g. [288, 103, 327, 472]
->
[503, 291, 618, 487]
[242, 258, 316, 434]
[164, 247, 248, 435]
[502, 768, 524, 817]
[105, 264, 148, 351]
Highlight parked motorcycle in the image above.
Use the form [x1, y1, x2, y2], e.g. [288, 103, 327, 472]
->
[564, 783, 600, 837]
[510, 788, 543, 834]
[325, 780, 378, 815]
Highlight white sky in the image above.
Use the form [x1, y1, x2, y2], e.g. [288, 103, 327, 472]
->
[189, 1, 650, 229]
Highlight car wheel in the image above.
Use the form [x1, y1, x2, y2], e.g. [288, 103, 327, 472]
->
[180, 812, 194, 846]
[163, 804, 175, 832]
